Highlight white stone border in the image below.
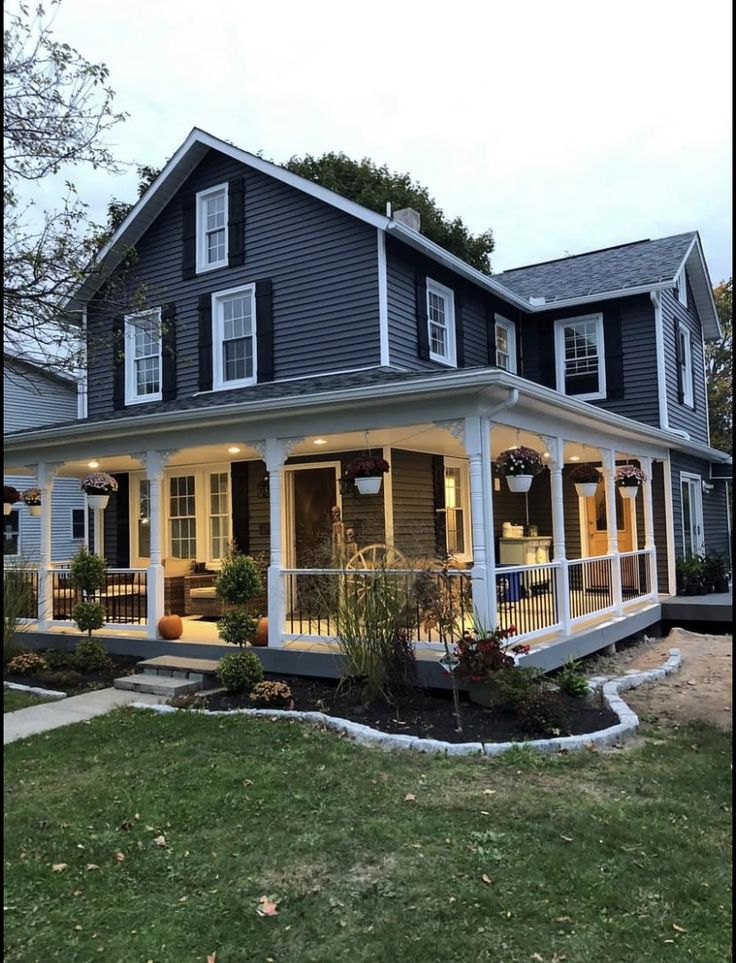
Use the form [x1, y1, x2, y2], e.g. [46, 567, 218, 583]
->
[4, 682, 67, 700]
[129, 648, 682, 757]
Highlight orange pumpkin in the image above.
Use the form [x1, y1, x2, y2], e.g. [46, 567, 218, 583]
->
[252, 617, 269, 647]
[158, 613, 183, 640]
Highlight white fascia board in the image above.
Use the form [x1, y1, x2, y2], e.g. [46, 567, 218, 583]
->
[527, 281, 674, 313]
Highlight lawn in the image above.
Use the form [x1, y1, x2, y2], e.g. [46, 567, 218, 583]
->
[3, 710, 731, 963]
[3, 689, 56, 713]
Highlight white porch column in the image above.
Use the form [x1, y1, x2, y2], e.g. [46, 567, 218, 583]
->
[640, 455, 658, 598]
[542, 436, 571, 634]
[92, 500, 104, 557]
[266, 438, 287, 648]
[601, 449, 623, 614]
[36, 463, 57, 627]
[144, 451, 166, 639]
[465, 415, 494, 631]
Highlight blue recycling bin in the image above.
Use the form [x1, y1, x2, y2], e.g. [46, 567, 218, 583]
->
[496, 566, 522, 603]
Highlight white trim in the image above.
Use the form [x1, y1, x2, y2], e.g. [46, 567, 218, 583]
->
[426, 278, 457, 367]
[211, 283, 257, 391]
[377, 230, 390, 367]
[124, 307, 163, 406]
[679, 470, 705, 557]
[382, 445, 394, 545]
[195, 182, 229, 274]
[702, 331, 712, 446]
[443, 455, 472, 563]
[650, 290, 669, 430]
[554, 313, 606, 401]
[662, 458, 677, 595]
[677, 323, 694, 408]
[493, 315, 517, 373]
[675, 267, 688, 307]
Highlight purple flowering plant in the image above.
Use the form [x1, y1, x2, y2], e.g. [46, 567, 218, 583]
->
[496, 446, 544, 477]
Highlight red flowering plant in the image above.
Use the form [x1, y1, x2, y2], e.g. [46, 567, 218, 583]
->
[454, 625, 530, 683]
[344, 455, 390, 479]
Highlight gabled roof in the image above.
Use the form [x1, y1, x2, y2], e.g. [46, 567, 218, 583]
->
[493, 232, 722, 338]
[3, 350, 80, 387]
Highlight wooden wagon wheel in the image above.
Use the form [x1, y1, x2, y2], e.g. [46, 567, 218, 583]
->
[345, 544, 408, 571]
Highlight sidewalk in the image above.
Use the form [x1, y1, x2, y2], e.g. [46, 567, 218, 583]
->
[4, 688, 166, 745]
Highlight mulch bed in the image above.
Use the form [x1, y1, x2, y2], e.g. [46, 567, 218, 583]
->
[202, 674, 619, 744]
[5, 654, 139, 696]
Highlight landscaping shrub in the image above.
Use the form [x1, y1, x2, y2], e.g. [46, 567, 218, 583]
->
[7, 651, 47, 675]
[70, 547, 107, 594]
[39, 670, 83, 689]
[556, 658, 590, 699]
[215, 550, 263, 606]
[74, 637, 112, 673]
[43, 649, 79, 671]
[169, 692, 204, 710]
[517, 690, 570, 738]
[72, 601, 106, 638]
[4, 564, 35, 661]
[217, 610, 259, 648]
[217, 651, 264, 692]
[249, 680, 293, 709]
[492, 665, 544, 710]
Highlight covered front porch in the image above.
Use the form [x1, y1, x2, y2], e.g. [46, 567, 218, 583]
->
[4, 372, 673, 669]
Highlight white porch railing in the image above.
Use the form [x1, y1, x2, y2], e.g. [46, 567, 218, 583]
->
[567, 555, 617, 624]
[619, 549, 655, 606]
[495, 561, 562, 642]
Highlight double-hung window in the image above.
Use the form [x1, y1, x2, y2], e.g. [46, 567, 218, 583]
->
[71, 508, 86, 542]
[426, 278, 456, 366]
[554, 313, 606, 400]
[209, 471, 231, 561]
[3, 510, 20, 558]
[196, 183, 228, 273]
[675, 269, 688, 307]
[494, 316, 516, 372]
[212, 284, 257, 389]
[169, 475, 197, 559]
[124, 309, 162, 405]
[677, 324, 694, 407]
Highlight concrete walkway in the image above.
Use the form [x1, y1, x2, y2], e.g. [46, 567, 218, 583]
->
[3, 688, 166, 745]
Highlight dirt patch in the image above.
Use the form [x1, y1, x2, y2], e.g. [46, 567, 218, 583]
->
[585, 628, 732, 730]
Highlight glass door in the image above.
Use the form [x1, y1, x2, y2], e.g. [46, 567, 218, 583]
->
[681, 474, 704, 556]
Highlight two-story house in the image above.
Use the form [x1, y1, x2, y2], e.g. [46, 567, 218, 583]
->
[3, 128, 731, 668]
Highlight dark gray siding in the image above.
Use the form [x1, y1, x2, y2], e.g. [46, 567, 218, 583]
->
[661, 287, 710, 445]
[385, 237, 519, 372]
[391, 449, 437, 559]
[87, 149, 381, 416]
[670, 451, 730, 559]
[247, 460, 271, 561]
[523, 295, 660, 427]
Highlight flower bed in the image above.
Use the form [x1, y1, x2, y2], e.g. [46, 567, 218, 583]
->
[4, 651, 138, 695]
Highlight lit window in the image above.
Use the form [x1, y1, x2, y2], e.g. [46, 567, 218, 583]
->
[443, 459, 470, 561]
[494, 316, 517, 373]
[212, 284, 256, 389]
[426, 279, 456, 366]
[209, 472, 231, 561]
[125, 309, 162, 404]
[4, 510, 20, 557]
[196, 183, 228, 273]
[169, 475, 197, 559]
[554, 314, 606, 400]
[677, 324, 694, 407]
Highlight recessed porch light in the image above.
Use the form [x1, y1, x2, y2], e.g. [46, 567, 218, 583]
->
[313, 439, 327, 446]
[227, 446, 241, 454]
[569, 455, 581, 462]
[88, 460, 100, 468]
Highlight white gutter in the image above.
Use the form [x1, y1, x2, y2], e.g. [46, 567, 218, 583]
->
[651, 290, 670, 431]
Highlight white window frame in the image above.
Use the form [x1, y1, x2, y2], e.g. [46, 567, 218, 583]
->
[207, 469, 232, 562]
[4, 508, 22, 559]
[443, 457, 472, 563]
[494, 315, 517, 373]
[677, 323, 694, 408]
[554, 312, 606, 401]
[196, 182, 229, 274]
[426, 278, 457, 367]
[70, 507, 86, 542]
[124, 307, 162, 405]
[212, 283, 258, 390]
[675, 268, 688, 307]
[680, 471, 704, 557]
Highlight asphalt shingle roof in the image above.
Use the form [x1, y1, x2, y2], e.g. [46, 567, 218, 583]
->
[493, 232, 696, 303]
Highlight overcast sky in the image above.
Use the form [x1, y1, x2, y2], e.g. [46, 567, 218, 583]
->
[14, 0, 734, 281]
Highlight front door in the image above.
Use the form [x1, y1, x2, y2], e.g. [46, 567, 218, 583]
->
[681, 473, 705, 556]
[586, 487, 634, 557]
[286, 465, 340, 568]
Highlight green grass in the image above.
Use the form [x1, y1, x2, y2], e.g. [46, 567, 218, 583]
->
[3, 711, 732, 963]
[3, 689, 55, 713]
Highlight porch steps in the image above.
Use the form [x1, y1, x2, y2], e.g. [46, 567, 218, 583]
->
[114, 655, 223, 697]
[114, 674, 201, 697]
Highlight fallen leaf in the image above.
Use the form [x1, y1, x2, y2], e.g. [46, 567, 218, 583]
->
[555, 916, 572, 922]
[481, 874, 493, 885]
[483, 789, 496, 795]
[404, 794, 416, 802]
[178, 896, 188, 903]
[86, 864, 100, 871]
[480, 810, 490, 815]
[673, 924, 687, 933]
[113, 852, 125, 863]
[257, 896, 279, 917]
[242, 779, 254, 786]
[531, 954, 544, 961]
[52, 863, 68, 872]
[153, 835, 167, 848]
[207, 954, 216, 963]
[560, 835, 574, 843]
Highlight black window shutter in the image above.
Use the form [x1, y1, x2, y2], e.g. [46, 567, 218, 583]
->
[515, 314, 523, 374]
[255, 279, 274, 382]
[112, 316, 125, 409]
[415, 272, 430, 360]
[182, 193, 197, 280]
[454, 294, 465, 367]
[603, 304, 624, 400]
[228, 176, 246, 268]
[230, 461, 250, 554]
[537, 321, 556, 388]
[113, 473, 130, 568]
[432, 455, 447, 557]
[198, 294, 213, 392]
[161, 302, 177, 401]
[486, 307, 497, 365]
[674, 319, 684, 404]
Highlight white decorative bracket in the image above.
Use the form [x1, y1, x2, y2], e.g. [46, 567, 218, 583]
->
[433, 419, 465, 444]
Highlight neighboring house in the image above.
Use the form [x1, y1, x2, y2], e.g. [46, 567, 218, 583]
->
[3, 128, 731, 658]
[4, 356, 87, 562]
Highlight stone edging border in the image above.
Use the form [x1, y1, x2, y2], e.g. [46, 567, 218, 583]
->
[129, 647, 682, 757]
[4, 682, 67, 700]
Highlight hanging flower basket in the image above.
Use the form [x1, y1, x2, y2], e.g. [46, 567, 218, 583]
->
[344, 455, 390, 495]
[21, 487, 42, 516]
[496, 446, 544, 493]
[3, 485, 20, 516]
[615, 465, 646, 500]
[570, 464, 601, 499]
[81, 472, 118, 510]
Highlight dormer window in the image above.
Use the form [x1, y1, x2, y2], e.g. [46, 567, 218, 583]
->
[494, 316, 517, 373]
[426, 278, 456, 366]
[675, 269, 688, 307]
[196, 183, 229, 273]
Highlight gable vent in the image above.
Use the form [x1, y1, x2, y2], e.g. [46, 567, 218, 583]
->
[393, 208, 421, 232]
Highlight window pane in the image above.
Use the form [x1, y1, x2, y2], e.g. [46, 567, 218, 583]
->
[207, 228, 226, 263]
[135, 355, 160, 395]
[444, 467, 465, 556]
[169, 475, 196, 558]
[71, 509, 86, 541]
[563, 319, 600, 394]
[3, 512, 20, 556]
[223, 337, 252, 382]
[209, 472, 230, 560]
[430, 323, 446, 357]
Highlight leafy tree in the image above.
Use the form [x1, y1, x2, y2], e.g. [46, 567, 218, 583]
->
[285, 152, 495, 273]
[3, 0, 127, 375]
[706, 279, 733, 454]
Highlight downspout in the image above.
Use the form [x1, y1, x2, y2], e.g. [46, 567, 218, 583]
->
[651, 290, 669, 431]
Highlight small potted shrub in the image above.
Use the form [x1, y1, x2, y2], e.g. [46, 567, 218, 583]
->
[70, 547, 107, 595]
[72, 601, 106, 638]
[455, 625, 521, 706]
[676, 555, 704, 596]
[344, 454, 390, 495]
[218, 650, 264, 692]
[703, 553, 730, 594]
[215, 545, 263, 648]
[20, 487, 42, 517]
[249, 680, 294, 709]
[615, 464, 646, 500]
[80, 472, 118, 510]
[569, 464, 601, 498]
[4, 485, 20, 516]
[496, 446, 544, 493]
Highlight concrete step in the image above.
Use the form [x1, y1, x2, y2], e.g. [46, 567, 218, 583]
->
[137, 655, 221, 675]
[114, 675, 201, 697]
